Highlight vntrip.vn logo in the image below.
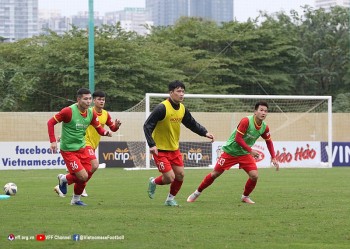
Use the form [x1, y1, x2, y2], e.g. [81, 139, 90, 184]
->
[186, 148, 204, 163]
[114, 148, 130, 163]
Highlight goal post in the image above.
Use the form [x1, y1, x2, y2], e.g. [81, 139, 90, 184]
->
[126, 94, 332, 169]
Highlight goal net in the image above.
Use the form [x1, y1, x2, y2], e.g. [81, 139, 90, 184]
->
[124, 94, 332, 169]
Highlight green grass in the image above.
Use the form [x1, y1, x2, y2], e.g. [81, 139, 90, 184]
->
[1, 168, 350, 249]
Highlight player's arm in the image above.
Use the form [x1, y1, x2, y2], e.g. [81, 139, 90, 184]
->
[234, 117, 259, 158]
[262, 126, 279, 171]
[91, 112, 112, 137]
[143, 104, 166, 155]
[105, 112, 121, 132]
[182, 108, 214, 141]
[47, 107, 72, 153]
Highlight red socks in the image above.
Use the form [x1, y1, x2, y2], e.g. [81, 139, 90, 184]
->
[66, 173, 79, 185]
[170, 179, 183, 196]
[74, 182, 86, 195]
[66, 171, 94, 195]
[153, 175, 183, 197]
[154, 175, 165, 185]
[66, 171, 93, 185]
[198, 173, 215, 192]
[243, 178, 257, 196]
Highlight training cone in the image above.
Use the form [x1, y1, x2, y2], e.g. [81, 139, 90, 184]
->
[0, 195, 11, 200]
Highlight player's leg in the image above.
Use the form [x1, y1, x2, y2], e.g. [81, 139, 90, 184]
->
[81, 147, 98, 197]
[147, 152, 172, 199]
[57, 150, 86, 195]
[164, 165, 184, 207]
[187, 152, 234, 203]
[163, 150, 184, 206]
[240, 155, 258, 204]
[69, 149, 91, 206]
[186, 169, 223, 203]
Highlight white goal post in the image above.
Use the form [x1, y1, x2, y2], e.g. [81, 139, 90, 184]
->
[127, 94, 332, 169]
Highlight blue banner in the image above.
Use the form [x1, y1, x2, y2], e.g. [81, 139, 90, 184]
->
[321, 142, 350, 167]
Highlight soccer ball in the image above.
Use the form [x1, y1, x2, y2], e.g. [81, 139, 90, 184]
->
[4, 182, 17, 196]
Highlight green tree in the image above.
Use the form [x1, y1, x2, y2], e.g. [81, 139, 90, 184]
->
[294, 6, 349, 95]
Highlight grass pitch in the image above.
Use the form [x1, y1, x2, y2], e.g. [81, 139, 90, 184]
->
[1, 167, 350, 249]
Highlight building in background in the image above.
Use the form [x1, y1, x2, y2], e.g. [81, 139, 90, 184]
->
[146, 0, 188, 26]
[146, 0, 234, 26]
[38, 10, 71, 36]
[190, 0, 234, 24]
[0, 0, 39, 42]
[315, 0, 350, 11]
[2, 1, 151, 41]
[39, 8, 152, 37]
[105, 8, 153, 35]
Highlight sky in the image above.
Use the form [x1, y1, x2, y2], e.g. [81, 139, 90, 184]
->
[38, 0, 315, 22]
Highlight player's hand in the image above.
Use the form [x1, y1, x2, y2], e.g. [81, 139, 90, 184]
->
[206, 133, 215, 142]
[250, 150, 260, 159]
[115, 119, 122, 128]
[50, 142, 58, 154]
[149, 146, 158, 156]
[104, 130, 113, 137]
[271, 158, 279, 171]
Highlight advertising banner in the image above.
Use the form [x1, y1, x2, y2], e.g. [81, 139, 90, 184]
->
[99, 141, 212, 168]
[321, 142, 350, 166]
[212, 141, 323, 168]
[149, 142, 212, 168]
[0, 142, 66, 170]
[2, 141, 341, 170]
[99, 141, 145, 168]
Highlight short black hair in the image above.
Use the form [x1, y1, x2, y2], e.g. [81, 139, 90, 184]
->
[168, 80, 185, 91]
[255, 101, 269, 110]
[93, 90, 106, 99]
[77, 88, 91, 97]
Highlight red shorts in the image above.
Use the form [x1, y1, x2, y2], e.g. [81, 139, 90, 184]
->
[214, 152, 257, 173]
[86, 146, 97, 161]
[60, 148, 92, 173]
[152, 150, 183, 173]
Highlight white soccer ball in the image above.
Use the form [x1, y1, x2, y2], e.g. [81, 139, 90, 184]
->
[4, 182, 17, 196]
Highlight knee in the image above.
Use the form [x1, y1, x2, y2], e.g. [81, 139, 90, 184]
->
[77, 172, 89, 182]
[175, 171, 184, 181]
[211, 170, 222, 179]
[250, 174, 258, 182]
[91, 161, 99, 173]
[163, 174, 175, 184]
